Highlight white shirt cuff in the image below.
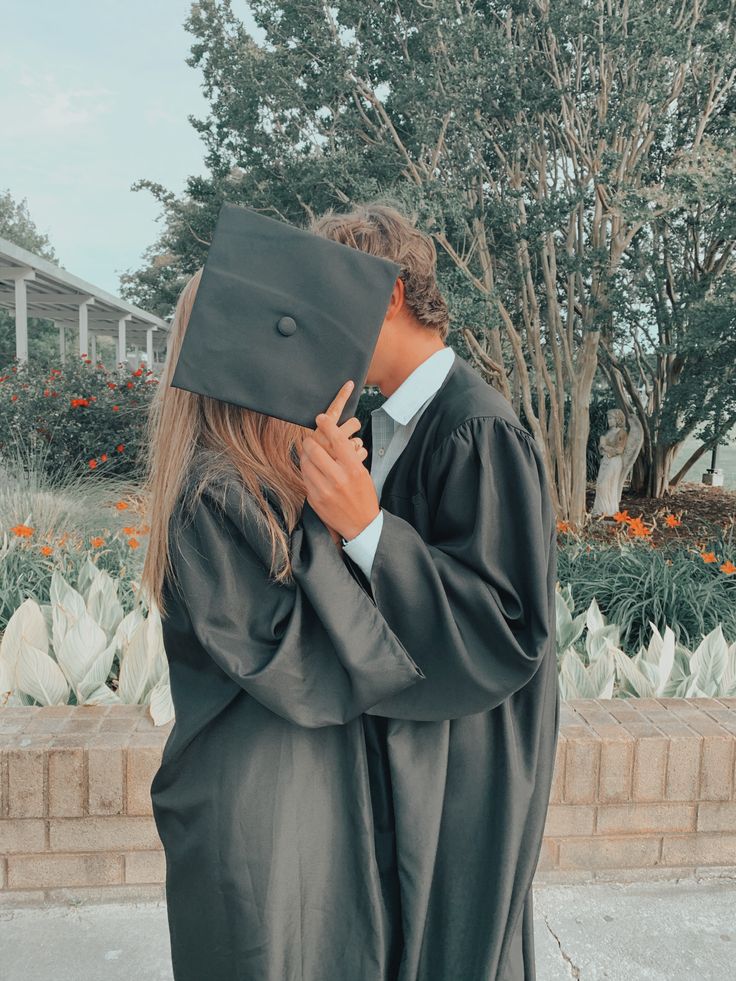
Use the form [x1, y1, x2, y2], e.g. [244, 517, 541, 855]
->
[342, 509, 383, 580]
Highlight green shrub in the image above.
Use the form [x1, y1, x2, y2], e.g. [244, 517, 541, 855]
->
[0, 456, 145, 630]
[558, 534, 736, 655]
[0, 355, 157, 480]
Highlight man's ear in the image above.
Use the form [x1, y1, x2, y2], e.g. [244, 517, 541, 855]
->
[385, 277, 405, 320]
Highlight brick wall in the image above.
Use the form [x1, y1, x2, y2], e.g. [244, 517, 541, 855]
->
[1, 697, 735, 904]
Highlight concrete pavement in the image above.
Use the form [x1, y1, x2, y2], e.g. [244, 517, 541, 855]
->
[1, 875, 733, 980]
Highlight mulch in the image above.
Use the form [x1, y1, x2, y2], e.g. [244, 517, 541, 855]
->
[580, 481, 736, 549]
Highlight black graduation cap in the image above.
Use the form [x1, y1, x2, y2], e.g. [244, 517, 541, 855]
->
[170, 202, 401, 429]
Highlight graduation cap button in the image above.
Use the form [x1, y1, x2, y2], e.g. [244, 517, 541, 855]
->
[276, 316, 298, 336]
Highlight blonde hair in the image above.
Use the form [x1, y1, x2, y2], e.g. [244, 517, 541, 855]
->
[309, 200, 449, 339]
[140, 268, 310, 616]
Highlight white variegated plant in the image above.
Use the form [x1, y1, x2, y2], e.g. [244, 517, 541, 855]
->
[0, 556, 173, 725]
[556, 583, 736, 699]
[556, 588, 616, 699]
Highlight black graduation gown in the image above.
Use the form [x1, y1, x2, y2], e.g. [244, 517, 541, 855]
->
[150, 474, 426, 981]
[345, 354, 560, 981]
[150, 353, 559, 981]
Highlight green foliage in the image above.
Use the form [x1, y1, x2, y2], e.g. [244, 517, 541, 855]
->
[0, 355, 157, 481]
[116, 0, 736, 510]
[557, 534, 736, 656]
[0, 458, 145, 631]
[555, 587, 736, 699]
[0, 563, 171, 724]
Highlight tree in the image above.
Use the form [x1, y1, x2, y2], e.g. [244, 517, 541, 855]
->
[0, 189, 72, 367]
[124, 0, 736, 518]
[601, 133, 736, 497]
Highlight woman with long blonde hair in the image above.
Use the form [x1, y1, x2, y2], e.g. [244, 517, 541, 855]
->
[143, 267, 423, 981]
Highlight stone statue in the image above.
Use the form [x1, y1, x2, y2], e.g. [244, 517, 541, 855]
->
[591, 408, 644, 516]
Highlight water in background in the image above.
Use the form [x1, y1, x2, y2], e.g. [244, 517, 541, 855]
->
[671, 424, 736, 490]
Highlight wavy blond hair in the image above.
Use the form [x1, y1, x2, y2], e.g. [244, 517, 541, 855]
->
[310, 200, 449, 339]
[140, 268, 310, 616]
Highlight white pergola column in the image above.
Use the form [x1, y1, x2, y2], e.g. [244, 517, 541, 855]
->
[90, 333, 97, 364]
[0, 266, 36, 363]
[78, 301, 90, 358]
[118, 315, 131, 366]
[57, 322, 67, 365]
[15, 276, 29, 362]
[146, 328, 154, 369]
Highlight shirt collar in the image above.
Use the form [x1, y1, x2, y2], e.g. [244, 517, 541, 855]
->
[374, 347, 456, 426]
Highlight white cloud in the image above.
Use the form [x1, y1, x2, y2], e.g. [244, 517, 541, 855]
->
[3, 66, 113, 136]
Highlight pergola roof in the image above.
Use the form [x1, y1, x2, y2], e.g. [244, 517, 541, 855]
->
[0, 235, 169, 349]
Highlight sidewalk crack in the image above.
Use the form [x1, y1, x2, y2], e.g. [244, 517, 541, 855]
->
[542, 912, 582, 979]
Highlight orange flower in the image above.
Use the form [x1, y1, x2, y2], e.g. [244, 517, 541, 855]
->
[107, 382, 117, 389]
[10, 394, 18, 402]
[127, 537, 140, 549]
[71, 397, 90, 408]
[122, 526, 137, 535]
[88, 459, 98, 469]
[11, 523, 34, 537]
[138, 523, 151, 535]
[720, 560, 736, 575]
[127, 381, 134, 388]
[133, 368, 143, 377]
[112, 405, 119, 412]
[613, 510, 631, 523]
[40, 545, 53, 556]
[664, 514, 681, 528]
[556, 519, 572, 533]
[115, 500, 129, 510]
[90, 536, 105, 548]
[100, 453, 108, 462]
[116, 444, 125, 453]
[701, 551, 717, 564]
[627, 517, 652, 538]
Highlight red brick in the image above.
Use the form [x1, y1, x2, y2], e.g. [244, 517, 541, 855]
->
[48, 747, 85, 817]
[596, 803, 695, 835]
[124, 850, 166, 884]
[558, 834, 661, 870]
[661, 833, 736, 866]
[48, 816, 161, 852]
[697, 801, 736, 832]
[7, 852, 123, 889]
[543, 804, 595, 837]
[7, 747, 45, 818]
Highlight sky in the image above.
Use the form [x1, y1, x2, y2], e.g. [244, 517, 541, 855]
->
[1, 1, 259, 296]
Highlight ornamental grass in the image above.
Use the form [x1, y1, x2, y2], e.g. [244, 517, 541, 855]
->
[0, 451, 147, 630]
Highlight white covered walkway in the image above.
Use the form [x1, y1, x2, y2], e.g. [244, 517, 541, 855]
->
[0, 236, 169, 367]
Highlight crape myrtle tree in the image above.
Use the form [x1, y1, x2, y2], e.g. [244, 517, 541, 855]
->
[601, 137, 736, 497]
[122, 0, 736, 520]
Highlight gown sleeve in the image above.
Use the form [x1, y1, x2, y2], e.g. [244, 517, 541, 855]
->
[168, 483, 425, 729]
[350, 414, 557, 722]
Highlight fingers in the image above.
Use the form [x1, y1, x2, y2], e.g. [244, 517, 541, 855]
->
[300, 435, 348, 488]
[309, 416, 362, 455]
[314, 411, 364, 469]
[323, 379, 355, 423]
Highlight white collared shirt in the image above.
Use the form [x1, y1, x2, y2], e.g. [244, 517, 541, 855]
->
[342, 346, 456, 578]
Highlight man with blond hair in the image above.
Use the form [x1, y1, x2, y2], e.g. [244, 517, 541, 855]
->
[299, 200, 559, 981]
